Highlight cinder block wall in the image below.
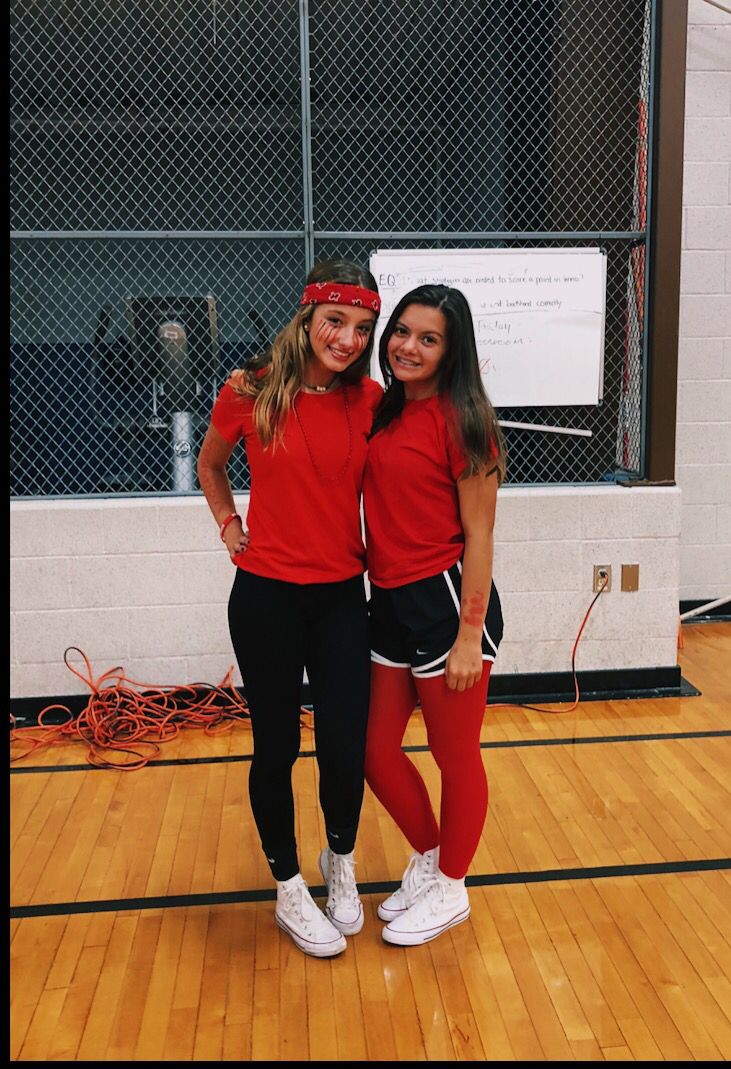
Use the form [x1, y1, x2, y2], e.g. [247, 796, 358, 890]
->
[677, 0, 731, 599]
[10, 487, 680, 699]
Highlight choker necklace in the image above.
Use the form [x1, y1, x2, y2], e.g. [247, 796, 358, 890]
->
[302, 377, 337, 393]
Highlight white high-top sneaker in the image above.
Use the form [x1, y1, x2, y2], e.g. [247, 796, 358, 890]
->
[382, 871, 470, 946]
[377, 846, 440, 921]
[275, 873, 347, 957]
[318, 848, 364, 934]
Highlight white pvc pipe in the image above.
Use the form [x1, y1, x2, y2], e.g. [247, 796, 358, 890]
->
[679, 595, 731, 622]
[701, 0, 731, 15]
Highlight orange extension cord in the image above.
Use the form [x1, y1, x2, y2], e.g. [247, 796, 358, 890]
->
[9, 646, 313, 771]
[10, 582, 607, 769]
[488, 575, 609, 715]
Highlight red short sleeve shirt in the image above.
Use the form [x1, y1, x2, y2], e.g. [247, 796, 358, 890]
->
[364, 395, 486, 588]
[212, 377, 383, 584]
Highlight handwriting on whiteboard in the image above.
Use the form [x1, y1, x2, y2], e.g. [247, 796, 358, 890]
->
[370, 249, 607, 407]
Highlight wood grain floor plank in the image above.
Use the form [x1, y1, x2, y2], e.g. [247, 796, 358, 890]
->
[45, 945, 107, 1061]
[527, 882, 626, 1049]
[10, 916, 67, 1056]
[75, 914, 139, 1061]
[569, 879, 694, 1062]
[132, 908, 187, 1061]
[488, 885, 574, 1059]
[330, 928, 369, 1061]
[451, 920, 517, 1061]
[593, 878, 724, 1061]
[9, 622, 731, 1061]
[104, 909, 164, 1062]
[303, 950, 339, 1062]
[351, 912, 400, 1062]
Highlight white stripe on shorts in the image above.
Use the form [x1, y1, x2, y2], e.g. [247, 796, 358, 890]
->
[412, 648, 452, 673]
[412, 651, 496, 679]
[442, 566, 462, 617]
[370, 650, 410, 669]
[456, 560, 498, 656]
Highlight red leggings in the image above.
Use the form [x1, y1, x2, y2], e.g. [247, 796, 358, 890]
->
[364, 661, 492, 879]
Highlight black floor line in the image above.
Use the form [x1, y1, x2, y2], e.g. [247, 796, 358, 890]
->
[10, 857, 730, 919]
[10, 728, 731, 775]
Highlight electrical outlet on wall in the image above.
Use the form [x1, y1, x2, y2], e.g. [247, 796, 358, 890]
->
[593, 564, 612, 592]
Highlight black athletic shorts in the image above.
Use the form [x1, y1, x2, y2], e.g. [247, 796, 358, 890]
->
[369, 559, 503, 679]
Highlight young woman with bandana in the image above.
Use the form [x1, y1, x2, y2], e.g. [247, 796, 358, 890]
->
[362, 284, 505, 946]
[197, 260, 382, 957]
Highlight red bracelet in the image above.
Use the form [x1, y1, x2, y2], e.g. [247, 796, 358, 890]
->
[219, 512, 242, 541]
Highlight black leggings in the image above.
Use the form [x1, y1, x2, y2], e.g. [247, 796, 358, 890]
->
[228, 568, 370, 881]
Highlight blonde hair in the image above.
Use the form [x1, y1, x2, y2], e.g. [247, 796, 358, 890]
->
[229, 260, 379, 448]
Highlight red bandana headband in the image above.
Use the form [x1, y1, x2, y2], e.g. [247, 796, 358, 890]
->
[300, 281, 381, 314]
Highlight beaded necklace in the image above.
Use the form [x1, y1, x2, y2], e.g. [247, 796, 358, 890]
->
[293, 387, 353, 485]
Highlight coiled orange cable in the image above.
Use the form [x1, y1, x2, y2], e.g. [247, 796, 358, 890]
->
[11, 582, 607, 767]
[10, 646, 313, 771]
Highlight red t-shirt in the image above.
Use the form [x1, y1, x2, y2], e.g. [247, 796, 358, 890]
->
[212, 377, 383, 584]
[364, 395, 493, 588]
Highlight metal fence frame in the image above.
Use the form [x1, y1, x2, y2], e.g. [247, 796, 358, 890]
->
[10, 0, 661, 498]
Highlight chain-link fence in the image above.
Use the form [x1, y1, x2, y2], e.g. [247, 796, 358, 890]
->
[10, 0, 653, 497]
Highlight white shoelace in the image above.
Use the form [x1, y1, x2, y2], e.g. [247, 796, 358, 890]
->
[400, 850, 437, 901]
[417, 876, 467, 916]
[329, 853, 359, 906]
[281, 879, 317, 930]
[423, 878, 448, 914]
[400, 853, 422, 898]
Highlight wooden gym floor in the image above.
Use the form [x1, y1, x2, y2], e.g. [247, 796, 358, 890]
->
[10, 621, 731, 1061]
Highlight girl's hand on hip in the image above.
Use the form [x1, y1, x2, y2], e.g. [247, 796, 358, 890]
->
[445, 639, 483, 692]
[224, 521, 250, 559]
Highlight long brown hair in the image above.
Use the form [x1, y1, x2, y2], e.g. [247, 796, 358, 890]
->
[229, 260, 379, 447]
[370, 285, 506, 484]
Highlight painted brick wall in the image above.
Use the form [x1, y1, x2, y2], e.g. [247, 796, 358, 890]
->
[677, 0, 731, 599]
[10, 487, 680, 699]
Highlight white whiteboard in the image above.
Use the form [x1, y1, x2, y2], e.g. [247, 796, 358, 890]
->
[369, 247, 607, 407]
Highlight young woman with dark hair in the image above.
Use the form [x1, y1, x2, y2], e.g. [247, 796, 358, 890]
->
[363, 284, 505, 946]
[197, 260, 382, 957]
